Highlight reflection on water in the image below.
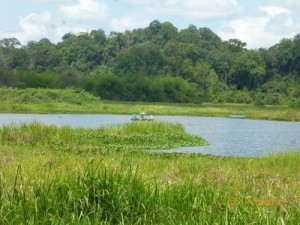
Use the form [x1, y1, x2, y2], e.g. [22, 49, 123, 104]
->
[0, 113, 299, 157]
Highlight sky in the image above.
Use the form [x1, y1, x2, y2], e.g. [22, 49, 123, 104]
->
[1, 0, 300, 49]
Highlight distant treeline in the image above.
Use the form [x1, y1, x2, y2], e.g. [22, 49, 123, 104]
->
[0, 20, 299, 106]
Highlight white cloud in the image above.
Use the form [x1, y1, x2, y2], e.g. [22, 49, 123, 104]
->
[59, 0, 109, 22]
[121, 0, 241, 19]
[1, 0, 299, 48]
[183, 0, 238, 11]
[219, 17, 271, 49]
[177, 0, 240, 19]
[272, 0, 300, 7]
[261, 6, 294, 35]
[124, 0, 153, 6]
[50, 0, 110, 40]
[219, 5, 299, 49]
[260, 5, 290, 17]
[110, 17, 148, 32]
[29, 0, 72, 3]
[0, 12, 51, 45]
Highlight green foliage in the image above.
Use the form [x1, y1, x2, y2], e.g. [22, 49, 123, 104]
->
[0, 87, 99, 105]
[155, 76, 201, 103]
[215, 87, 253, 104]
[0, 150, 299, 224]
[115, 42, 163, 75]
[9, 48, 30, 69]
[0, 37, 21, 55]
[162, 40, 197, 76]
[229, 50, 266, 90]
[58, 32, 104, 72]
[15, 70, 60, 88]
[0, 22, 300, 105]
[26, 38, 62, 71]
[0, 55, 20, 86]
[81, 74, 202, 103]
[94, 74, 126, 101]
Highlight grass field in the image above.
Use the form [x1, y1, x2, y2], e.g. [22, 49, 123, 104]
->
[0, 87, 299, 121]
[0, 122, 299, 224]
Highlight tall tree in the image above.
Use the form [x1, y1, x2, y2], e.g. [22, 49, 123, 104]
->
[229, 50, 266, 89]
[58, 32, 103, 72]
[115, 42, 163, 75]
[0, 37, 21, 55]
[292, 34, 300, 76]
[0, 54, 20, 86]
[26, 38, 61, 71]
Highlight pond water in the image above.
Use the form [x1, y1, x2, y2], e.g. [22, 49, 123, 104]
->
[0, 113, 299, 157]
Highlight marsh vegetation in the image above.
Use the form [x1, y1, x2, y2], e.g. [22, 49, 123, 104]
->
[0, 122, 299, 224]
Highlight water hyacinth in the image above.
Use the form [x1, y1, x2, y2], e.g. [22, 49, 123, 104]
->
[0, 122, 207, 153]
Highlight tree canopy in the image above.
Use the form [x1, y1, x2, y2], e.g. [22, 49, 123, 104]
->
[0, 20, 299, 106]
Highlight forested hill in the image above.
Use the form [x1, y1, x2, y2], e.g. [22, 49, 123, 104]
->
[0, 20, 299, 106]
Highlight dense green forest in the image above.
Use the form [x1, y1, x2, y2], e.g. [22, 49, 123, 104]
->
[0, 20, 299, 106]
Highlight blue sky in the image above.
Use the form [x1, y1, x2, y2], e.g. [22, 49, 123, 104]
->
[1, 0, 300, 49]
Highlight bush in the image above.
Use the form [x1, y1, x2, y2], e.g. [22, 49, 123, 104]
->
[0, 87, 100, 105]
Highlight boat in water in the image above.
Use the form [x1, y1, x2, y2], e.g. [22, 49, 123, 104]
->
[131, 112, 154, 121]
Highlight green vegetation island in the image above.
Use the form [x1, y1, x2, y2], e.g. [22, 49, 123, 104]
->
[0, 20, 300, 224]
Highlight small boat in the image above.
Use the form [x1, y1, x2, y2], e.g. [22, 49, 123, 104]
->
[131, 112, 154, 121]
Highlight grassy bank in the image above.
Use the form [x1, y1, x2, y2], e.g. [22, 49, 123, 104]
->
[0, 87, 299, 121]
[0, 122, 299, 224]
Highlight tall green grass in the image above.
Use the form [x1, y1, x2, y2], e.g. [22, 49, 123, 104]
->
[0, 159, 299, 225]
[0, 150, 299, 224]
[0, 122, 207, 153]
[0, 122, 299, 224]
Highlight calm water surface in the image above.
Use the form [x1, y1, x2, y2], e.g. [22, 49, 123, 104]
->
[0, 113, 299, 157]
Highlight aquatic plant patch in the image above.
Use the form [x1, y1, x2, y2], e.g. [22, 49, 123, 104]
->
[0, 122, 207, 153]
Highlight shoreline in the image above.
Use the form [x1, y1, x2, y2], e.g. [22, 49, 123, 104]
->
[0, 101, 299, 122]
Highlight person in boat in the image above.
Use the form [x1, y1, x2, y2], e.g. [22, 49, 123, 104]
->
[131, 114, 138, 121]
[139, 112, 147, 121]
